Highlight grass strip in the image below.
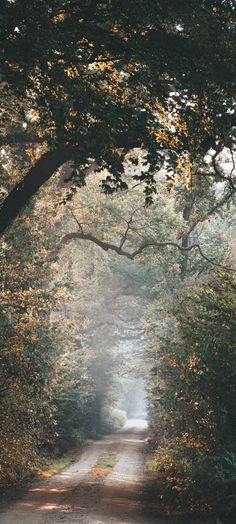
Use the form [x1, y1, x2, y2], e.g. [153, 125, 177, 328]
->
[91, 453, 117, 477]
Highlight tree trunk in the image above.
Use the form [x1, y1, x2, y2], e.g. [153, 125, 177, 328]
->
[180, 195, 195, 278]
[0, 147, 74, 236]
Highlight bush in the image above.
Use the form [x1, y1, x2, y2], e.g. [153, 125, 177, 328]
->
[101, 407, 127, 433]
[147, 274, 236, 519]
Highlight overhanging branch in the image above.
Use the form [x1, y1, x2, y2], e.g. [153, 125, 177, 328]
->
[55, 231, 236, 272]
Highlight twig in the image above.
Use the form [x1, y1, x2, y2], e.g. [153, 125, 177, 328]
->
[119, 208, 141, 248]
[70, 209, 84, 233]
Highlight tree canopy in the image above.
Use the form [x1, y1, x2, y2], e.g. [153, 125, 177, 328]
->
[0, 0, 235, 233]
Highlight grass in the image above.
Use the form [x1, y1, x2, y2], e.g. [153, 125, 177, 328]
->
[39, 456, 72, 478]
[91, 453, 117, 477]
[38, 447, 84, 479]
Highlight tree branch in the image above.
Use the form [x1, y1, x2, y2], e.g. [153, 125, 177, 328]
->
[0, 133, 141, 236]
[119, 208, 141, 248]
[131, 240, 236, 271]
[0, 133, 47, 147]
[55, 231, 236, 272]
[69, 209, 84, 233]
[58, 231, 135, 259]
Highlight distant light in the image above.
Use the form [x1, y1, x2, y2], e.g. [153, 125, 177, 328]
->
[1, 242, 9, 250]
[226, 108, 235, 115]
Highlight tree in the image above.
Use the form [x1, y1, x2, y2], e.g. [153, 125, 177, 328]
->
[146, 273, 236, 518]
[0, 211, 61, 484]
[0, 0, 235, 233]
[142, 178, 236, 518]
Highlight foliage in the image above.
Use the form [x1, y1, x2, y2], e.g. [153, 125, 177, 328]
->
[0, 213, 59, 484]
[0, 178, 130, 485]
[101, 407, 127, 434]
[0, 0, 235, 233]
[147, 273, 236, 518]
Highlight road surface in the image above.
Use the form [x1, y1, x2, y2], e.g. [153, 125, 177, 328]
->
[0, 419, 180, 524]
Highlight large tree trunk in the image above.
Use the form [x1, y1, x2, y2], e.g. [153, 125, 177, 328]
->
[0, 147, 74, 236]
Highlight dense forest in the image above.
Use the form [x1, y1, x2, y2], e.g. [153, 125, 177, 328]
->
[0, 1, 236, 523]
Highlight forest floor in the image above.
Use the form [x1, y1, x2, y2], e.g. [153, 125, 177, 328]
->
[0, 419, 203, 524]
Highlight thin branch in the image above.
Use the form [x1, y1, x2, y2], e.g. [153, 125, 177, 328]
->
[131, 240, 236, 271]
[230, 148, 236, 180]
[119, 207, 141, 248]
[69, 209, 84, 233]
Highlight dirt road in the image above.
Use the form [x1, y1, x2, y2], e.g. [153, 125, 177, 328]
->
[0, 419, 178, 524]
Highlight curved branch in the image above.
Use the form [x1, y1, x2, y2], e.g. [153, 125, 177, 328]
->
[58, 232, 134, 259]
[55, 231, 236, 272]
[132, 241, 236, 271]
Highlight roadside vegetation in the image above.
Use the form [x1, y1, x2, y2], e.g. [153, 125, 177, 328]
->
[0, 2, 235, 523]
